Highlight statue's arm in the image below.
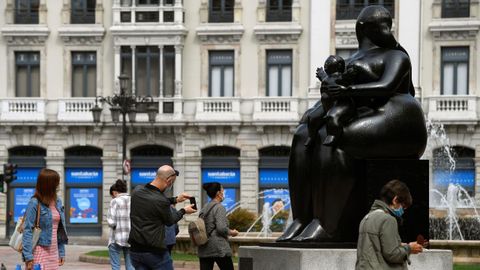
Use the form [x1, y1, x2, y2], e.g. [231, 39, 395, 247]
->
[324, 51, 410, 98]
[348, 51, 410, 97]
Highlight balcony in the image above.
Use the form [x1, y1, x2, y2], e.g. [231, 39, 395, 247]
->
[253, 97, 299, 123]
[194, 97, 241, 122]
[57, 98, 96, 122]
[427, 95, 477, 124]
[0, 98, 46, 122]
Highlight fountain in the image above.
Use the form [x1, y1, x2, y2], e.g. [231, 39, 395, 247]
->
[427, 120, 480, 241]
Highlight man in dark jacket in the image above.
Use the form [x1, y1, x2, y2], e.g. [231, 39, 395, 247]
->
[356, 180, 424, 270]
[129, 165, 196, 270]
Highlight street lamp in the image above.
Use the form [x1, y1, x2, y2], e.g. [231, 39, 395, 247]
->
[91, 74, 158, 180]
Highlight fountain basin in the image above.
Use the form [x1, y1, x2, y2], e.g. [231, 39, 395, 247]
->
[430, 240, 480, 264]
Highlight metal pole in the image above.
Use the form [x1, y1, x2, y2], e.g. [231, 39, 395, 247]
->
[122, 111, 127, 181]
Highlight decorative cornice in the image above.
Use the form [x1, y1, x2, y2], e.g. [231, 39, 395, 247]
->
[110, 24, 188, 37]
[195, 23, 244, 44]
[253, 23, 302, 43]
[1, 25, 50, 46]
[58, 25, 105, 45]
[429, 19, 480, 40]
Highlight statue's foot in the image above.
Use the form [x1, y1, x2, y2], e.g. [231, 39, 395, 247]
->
[323, 135, 336, 146]
[276, 219, 304, 242]
[291, 219, 331, 242]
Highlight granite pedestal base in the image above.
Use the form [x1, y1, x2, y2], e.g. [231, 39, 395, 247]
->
[239, 246, 453, 270]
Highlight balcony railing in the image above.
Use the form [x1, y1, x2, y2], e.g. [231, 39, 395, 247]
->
[253, 97, 299, 121]
[442, 0, 470, 18]
[195, 97, 241, 121]
[427, 95, 477, 123]
[336, 2, 395, 20]
[0, 98, 45, 122]
[57, 98, 95, 122]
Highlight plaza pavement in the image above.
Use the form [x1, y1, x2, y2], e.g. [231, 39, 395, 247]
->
[0, 245, 206, 270]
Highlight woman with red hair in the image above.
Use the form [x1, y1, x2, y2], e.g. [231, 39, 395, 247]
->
[22, 168, 68, 270]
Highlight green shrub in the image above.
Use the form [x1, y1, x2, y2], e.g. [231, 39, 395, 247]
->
[228, 208, 258, 232]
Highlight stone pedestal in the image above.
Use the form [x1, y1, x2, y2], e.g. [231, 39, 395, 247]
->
[239, 246, 453, 270]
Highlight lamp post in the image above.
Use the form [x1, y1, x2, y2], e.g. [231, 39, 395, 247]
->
[91, 74, 158, 180]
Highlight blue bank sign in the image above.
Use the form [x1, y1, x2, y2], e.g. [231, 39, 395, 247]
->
[131, 168, 157, 186]
[65, 168, 102, 185]
[259, 168, 288, 186]
[202, 168, 240, 185]
[434, 169, 475, 188]
[11, 168, 41, 186]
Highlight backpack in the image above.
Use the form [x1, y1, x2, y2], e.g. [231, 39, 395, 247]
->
[188, 203, 217, 246]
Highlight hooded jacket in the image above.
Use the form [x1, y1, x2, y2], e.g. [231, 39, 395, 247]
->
[355, 200, 410, 270]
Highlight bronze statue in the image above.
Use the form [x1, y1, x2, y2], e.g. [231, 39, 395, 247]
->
[278, 6, 427, 242]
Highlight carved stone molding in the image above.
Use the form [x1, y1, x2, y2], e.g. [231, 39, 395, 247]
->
[253, 23, 302, 44]
[196, 24, 244, 44]
[429, 19, 480, 40]
[1, 25, 50, 46]
[58, 25, 105, 45]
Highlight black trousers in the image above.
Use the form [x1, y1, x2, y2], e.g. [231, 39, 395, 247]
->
[199, 256, 234, 270]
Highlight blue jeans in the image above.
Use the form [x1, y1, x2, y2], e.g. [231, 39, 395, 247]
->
[108, 243, 135, 270]
[130, 250, 173, 270]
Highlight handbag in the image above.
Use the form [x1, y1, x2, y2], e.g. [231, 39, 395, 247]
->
[9, 201, 42, 253]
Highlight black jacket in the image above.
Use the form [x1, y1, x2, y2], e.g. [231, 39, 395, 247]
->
[128, 184, 185, 253]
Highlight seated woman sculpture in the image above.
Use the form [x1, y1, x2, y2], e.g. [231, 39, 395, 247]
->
[278, 5, 427, 242]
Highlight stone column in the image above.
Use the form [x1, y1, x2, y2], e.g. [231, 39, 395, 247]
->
[46, 156, 65, 200]
[239, 156, 260, 214]
[131, 45, 136, 94]
[174, 45, 183, 97]
[159, 45, 164, 97]
[114, 46, 121, 91]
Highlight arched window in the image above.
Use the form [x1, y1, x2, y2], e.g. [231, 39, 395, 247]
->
[130, 145, 174, 187]
[201, 146, 240, 211]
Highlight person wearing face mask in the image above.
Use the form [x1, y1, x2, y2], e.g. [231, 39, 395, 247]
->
[197, 182, 239, 270]
[128, 165, 197, 270]
[355, 179, 423, 270]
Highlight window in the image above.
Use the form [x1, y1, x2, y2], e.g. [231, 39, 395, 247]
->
[15, 0, 39, 24]
[336, 0, 394, 20]
[72, 52, 96, 97]
[267, 50, 292, 97]
[209, 0, 234, 23]
[267, 0, 292, 22]
[441, 47, 469, 95]
[15, 52, 40, 97]
[209, 51, 234, 97]
[71, 0, 96, 24]
[121, 46, 175, 97]
[442, 0, 470, 18]
[136, 47, 160, 96]
[137, 0, 160, 5]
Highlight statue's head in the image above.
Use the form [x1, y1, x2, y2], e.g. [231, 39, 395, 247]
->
[355, 5, 397, 49]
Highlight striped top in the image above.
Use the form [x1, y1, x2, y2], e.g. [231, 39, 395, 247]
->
[107, 193, 131, 247]
[33, 202, 60, 270]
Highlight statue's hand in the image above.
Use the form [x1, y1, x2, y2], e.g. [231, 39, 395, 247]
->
[324, 84, 350, 98]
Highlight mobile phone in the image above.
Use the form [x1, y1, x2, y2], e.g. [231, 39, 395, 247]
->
[189, 197, 197, 210]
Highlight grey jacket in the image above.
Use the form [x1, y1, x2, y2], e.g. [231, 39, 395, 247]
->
[197, 201, 232, 258]
[355, 200, 410, 270]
